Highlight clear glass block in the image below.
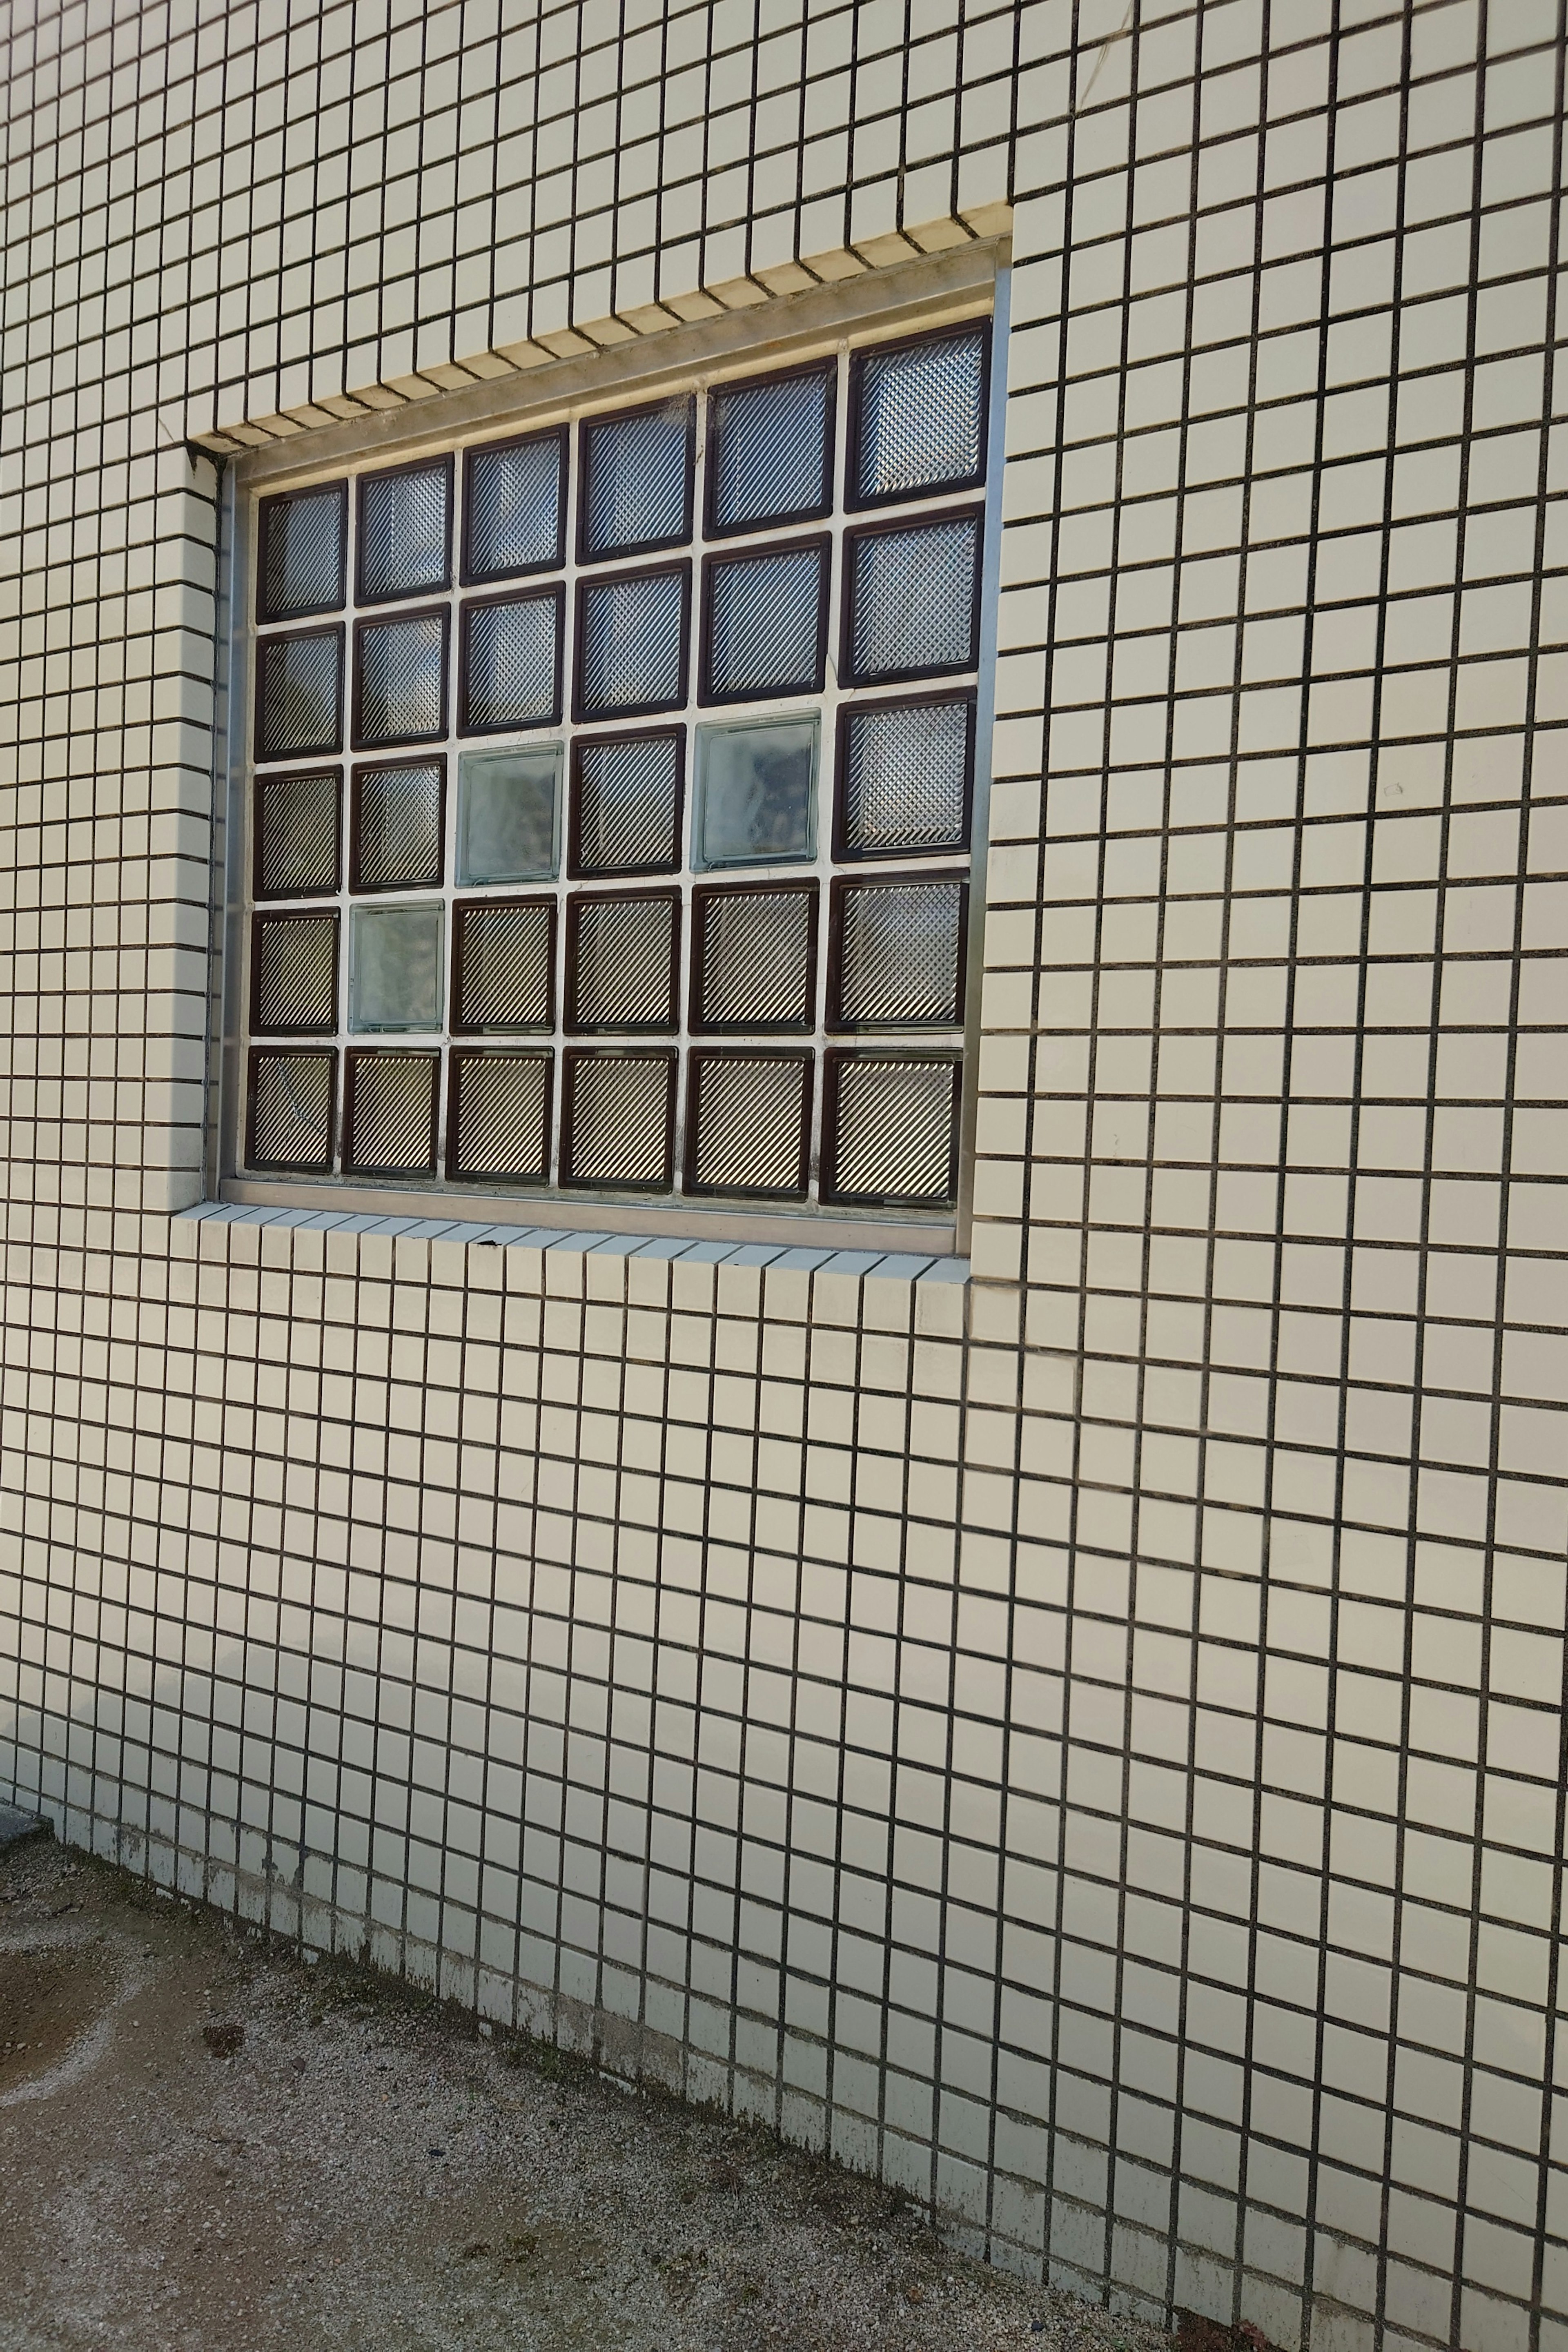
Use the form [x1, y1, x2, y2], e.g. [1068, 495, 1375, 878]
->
[694, 715, 818, 869]
[456, 744, 561, 884]
[248, 1049, 336, 1171]
[355, 612, 447, 746]
[258, 485, 345, 621]
[580, 400, 692, 559]
[851, 327, 987, 504]
[359, 461, 451, 602]
[256, 629, 343, 762]
[349, 902, 445, 1031]
[709, 368, 832, 534]
[704, 541, 826, 701]
[465, 432, 564, 580]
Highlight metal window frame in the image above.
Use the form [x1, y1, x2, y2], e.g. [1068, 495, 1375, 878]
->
[355, 451, 456, 606]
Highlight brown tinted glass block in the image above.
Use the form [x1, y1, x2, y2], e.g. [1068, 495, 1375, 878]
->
[342, 1049, 440, 1176]
[579, 399, 693, 561]
[251, 912, 338, 1035]
[354, 610, 448, 747]
[256, 627, 343, 762]
[350, 760, 444, 892]
[258, 483, 346, 621]
[448, 1049, 552, 1181]
[702, 539, 828, 704]
[571, 730, 684, 877]
[565, 890, 679, 1032]
[459, 589, 562, 732]
[464, 430, 566, 581]
[576, 566, 688, 720]
[842, 514, 980, 685]
[247, 1048, 336, 1172]
[849, 326, 987, 507]
[686, 1050, 811, 1197]
[452, 897, 555, 1032]
[358, 459, 452, 603]
[254, 768, 341, 898]
[822, 1053, 959, 1207]
[708, 365, 833, 537]
[830, 874, 967, 1029]
[837, 695, 972, 858]
[561, 1050, 675, 1188]
[691, 883, 816, 1033]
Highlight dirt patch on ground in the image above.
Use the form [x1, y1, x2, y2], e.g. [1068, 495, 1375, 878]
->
[0, 1831, 1172, 2352]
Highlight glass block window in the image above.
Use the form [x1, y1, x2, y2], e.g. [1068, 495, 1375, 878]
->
[241, 306, 990, 1219]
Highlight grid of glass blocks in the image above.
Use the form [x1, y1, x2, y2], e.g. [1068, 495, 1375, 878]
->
[242, 315, 988, 1213]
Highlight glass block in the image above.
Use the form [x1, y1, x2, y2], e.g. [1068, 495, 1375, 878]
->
[580, 399, 693, 560]
[851, 327, 987, 505]
[577, 568, 688, 719]
[349, 902, 444, 1031]
[258, 484, 346, 622]
[703, 541, 827, 702]
[247, 1049, 336, 1172]
[824, 1054, 960, 1206]
[457, 744, 561, 884]
[692, 884, 816, 1032]
[566, 891, 679, 1032]
[256, 628, 343, 762]
[465, 431, 564, 580]
[460, 590, 561, 731]
[832, 875, 966, 1028]
[571, 731, 683, 877]
[708, 367, 833, 535]
[251, 912, 337, 1034]
[351, 760, 443, 891]
[839, 695, 972, 858]
[453, 897, 555, 1032]
[562, 1051, 675, 1187]
[355, 612, 447, 746]
[686, 1051, 811, 1196]
[343, 1050, 440, 1175]
[358, 460, 451, 603]
[844, 516, 980, 684]
[694, 715, 817, 868]
[448, 1049, 552, 1181]
[254, 768, 341, 898]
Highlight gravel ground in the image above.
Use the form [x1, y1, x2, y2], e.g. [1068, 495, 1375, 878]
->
[0, 1828, 1173, 2352]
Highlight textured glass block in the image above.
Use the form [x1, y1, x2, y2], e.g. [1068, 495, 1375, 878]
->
[572, 731, 683, 876]
[358, 461, 451, 602]
[252, 912, 337, 1034]
[566, 892, 679, 1032]
[577, 570, 687, 718]
[852, 327, 987, 504]
[355, 613, 447, 746]
[581, 400, 692, 559]
[255, 769, 340, 898]
[256, 629, 343, 762]
[824, 1054, 959, 1206]
[709, 368, 832, 534]
[845, 517, 979, 683]
[833, 876, 966, 1027]
[343, 1050, 439, 1175]
[352, 761, 443, 891]
[448, 1050, 552, 1181]
[840, 696, 972, 857]
[687, 1052, 811, 1196]
[460, 590, 561, 732]
[453, 898, 554, 1032]
[704, 541, 826, 702]
[258, 485, 345, 621]
[562, 1051, 675, 1187]
[465, 432, 564, 580]
[457, 744, 561, 884]
[247, 1049, 336, 1172]
[695, 716, 817, 868]
[692, 884, 816, 1032]
[349, 902, 444, 1031]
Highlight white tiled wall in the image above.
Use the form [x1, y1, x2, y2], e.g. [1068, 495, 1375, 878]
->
[2, 6, 1564, 2350]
